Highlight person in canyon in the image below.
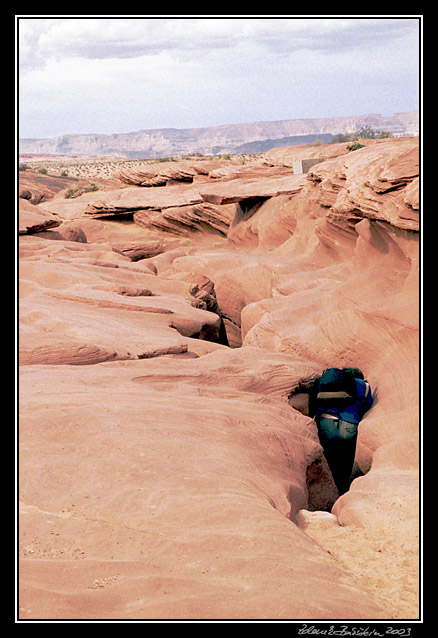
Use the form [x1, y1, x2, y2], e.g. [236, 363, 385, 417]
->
[289, 367, 373, 495]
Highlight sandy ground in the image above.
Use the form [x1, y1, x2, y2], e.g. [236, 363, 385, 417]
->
[298, 512, 420, 620]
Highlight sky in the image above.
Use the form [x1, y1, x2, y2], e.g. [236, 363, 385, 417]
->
[17, 15, 421, 140]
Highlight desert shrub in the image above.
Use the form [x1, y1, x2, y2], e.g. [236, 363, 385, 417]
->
[37, 167, 48, 174]
[332, 127, 393, 144]
[347, 142, 365, 151]
[64, 183, 98, 199]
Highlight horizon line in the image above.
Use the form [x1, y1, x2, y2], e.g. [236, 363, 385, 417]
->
[19, 109, 419, 142]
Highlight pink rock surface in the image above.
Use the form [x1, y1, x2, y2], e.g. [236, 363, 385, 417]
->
[199, 173, 306, 205]
[263, 139, 379, 166]
[85, 183, 204, 216]
[19, 351, 384, 620]
[114, 158, 267, 187]
[134, 202, 236, 237]
[18, 138, 420, 620]
[19, 199, 62, 235]
[116, 160, 196, 186]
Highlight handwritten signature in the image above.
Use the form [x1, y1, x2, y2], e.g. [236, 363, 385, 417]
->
[297, 626, 411, 637]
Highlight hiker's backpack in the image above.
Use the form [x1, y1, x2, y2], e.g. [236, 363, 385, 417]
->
[316, 368, 358, 408]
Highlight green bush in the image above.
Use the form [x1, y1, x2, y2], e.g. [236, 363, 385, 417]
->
[347, 143, 365, 151]
[332, 127, 393, 144]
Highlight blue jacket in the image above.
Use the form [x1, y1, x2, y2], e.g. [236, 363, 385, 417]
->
[316, 378, 373, 425]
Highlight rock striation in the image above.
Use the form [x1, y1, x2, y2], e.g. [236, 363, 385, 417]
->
[115, 160, 198, 186]
[18, 138, 420, 620]
[18, 199, 62, 235]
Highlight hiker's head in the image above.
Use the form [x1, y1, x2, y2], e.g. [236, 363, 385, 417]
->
[343, 367, 364, 380]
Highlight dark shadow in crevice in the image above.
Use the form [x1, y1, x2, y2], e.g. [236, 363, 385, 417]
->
[306, 456, 339, 513]
[229, 196, 270, 229]
[189, 278, 230, 347]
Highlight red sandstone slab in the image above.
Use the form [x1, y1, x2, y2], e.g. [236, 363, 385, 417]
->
[19, 199, 61, 235]
[199, 173, 306, 205]
[84, 184, 203, 216]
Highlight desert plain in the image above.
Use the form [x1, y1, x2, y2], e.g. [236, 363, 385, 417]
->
[18, 137, 420, 620]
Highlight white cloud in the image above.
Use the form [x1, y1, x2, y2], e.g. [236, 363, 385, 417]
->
[17, 16, 420, 138]
[19, 17, 419, 65]
[18, 17, 241, 69]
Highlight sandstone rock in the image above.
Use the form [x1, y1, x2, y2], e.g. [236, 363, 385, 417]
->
[115, 160, 197, 187]
[19, 351, 386, 619]
[18, 199, 61, 235]
[38, 222, 88, 243]
[307, 137, 419, 231]
[38, 190, 110, 220]
[227, 194, 299, 248]
[137, 344, 189, 358]
[18, 168, 119, 204]
[18, 235, 226, 367]
[18, 170, 82, 204]
[297, 509, 340, 530]
[404, 176, 419, 211]
[199, 173, 306, 205]
[191, 159, 236, 176]
[134, 202, 236, 237]
[84, 183, 203, 218]
[264, 140, 358, 167]
[207, 164, 290, 180]
[111, 240, 164, 261]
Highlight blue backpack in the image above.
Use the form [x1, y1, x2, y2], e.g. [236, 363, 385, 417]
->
[317, 368, 358, 408]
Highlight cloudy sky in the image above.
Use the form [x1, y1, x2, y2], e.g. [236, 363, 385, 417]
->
[17, 16, 421, 139]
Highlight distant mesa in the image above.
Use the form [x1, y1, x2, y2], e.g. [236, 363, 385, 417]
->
[19, 110, 419, 159]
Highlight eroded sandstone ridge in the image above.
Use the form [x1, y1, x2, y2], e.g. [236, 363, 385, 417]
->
[18, 138, 420, 620]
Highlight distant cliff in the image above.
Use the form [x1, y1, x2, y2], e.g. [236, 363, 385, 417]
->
[19, 110, 419, 158]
